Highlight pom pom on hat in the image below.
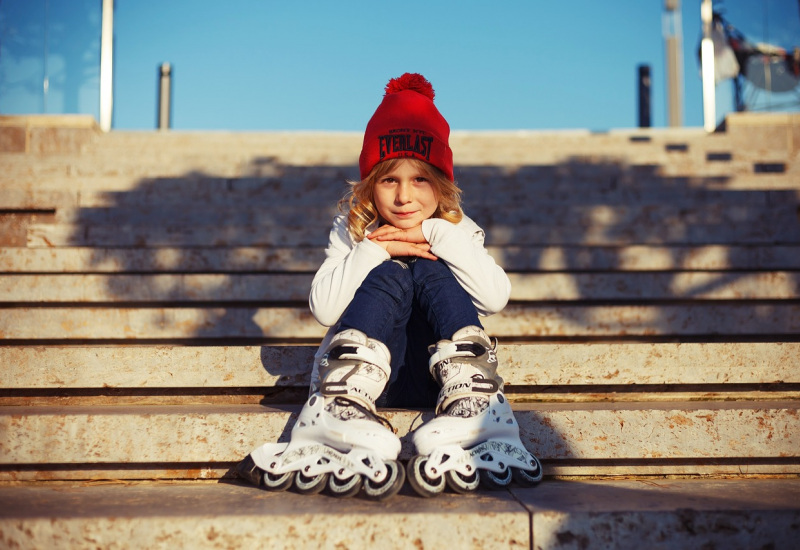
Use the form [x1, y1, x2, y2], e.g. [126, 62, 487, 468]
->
[384, 73, 435, 101]
[359, 73, 453, 181]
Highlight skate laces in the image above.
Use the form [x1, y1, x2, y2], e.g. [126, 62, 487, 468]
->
[326, 396, 397, 434]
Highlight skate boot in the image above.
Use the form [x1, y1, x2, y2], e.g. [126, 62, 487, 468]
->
[237, 329, 405, 500]
[406, 326, 542, 497]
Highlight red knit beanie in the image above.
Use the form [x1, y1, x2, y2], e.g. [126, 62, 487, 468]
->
[359, 73, 453, 181]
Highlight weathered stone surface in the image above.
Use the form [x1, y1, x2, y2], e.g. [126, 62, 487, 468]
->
[3, 271, 797, 302]
[493, 244, 800, 271]
[0, 479, 798, 549]
[2, 402, 797, 468]
[25, 214, 800, 247]
[486, 302, 800, 337]
[0, 482, 530, 549]
[0, 125, 26, 153]
[2, 303, 799, 340]
[2, 343, 798, 389]
[0, 246, 325, 273]
[515, 478, 800, 550]
[0, 189, 75, 209]
[1, 112, 798, 547]
[0, 274, 315, 302]
[0, 115, 99, 155]
[4, 245, 800, 273]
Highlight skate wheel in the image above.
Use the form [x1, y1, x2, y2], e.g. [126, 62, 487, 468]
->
[480, 466, 513, 490]
[262, 470, 294, 492]
[294, 471, 328, 495]
[406, 455, 445, 498]
[512, 461, 543, 488]
[236, 455, 265, 488]
[363, 460, 405, 501]
[445, 469, 480, 494]
[328, 473, 362, 498]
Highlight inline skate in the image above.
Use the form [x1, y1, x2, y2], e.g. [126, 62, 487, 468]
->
[237, 329, 405, 500]
[406, 326, 542, 497]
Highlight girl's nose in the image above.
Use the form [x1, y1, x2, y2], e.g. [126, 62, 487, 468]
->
[396, 182, 412, 204]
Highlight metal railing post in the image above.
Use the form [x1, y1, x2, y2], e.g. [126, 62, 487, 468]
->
[700, 0, 717, 132]
[99, 0, 114, 132]
[158, 63, 172, 130]
[638, 64, 652, 128]
[663, 0, 684, 127]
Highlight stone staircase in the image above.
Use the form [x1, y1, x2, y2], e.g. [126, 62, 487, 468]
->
[1, 113, 799, 548]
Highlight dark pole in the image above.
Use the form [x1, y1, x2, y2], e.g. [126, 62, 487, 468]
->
[638, 64, 652, 128]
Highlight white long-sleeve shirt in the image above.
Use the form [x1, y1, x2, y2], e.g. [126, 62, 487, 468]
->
[310, 213, 510, 324]
[307, 213, 510, 393]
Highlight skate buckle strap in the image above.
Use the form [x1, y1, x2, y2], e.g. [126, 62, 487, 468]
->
[319, 341, 390, 412]
[470, 375, 500, 393]
[323, 343, 389, 374]
[319, 366, 356, 396]
[428, 341, 487, 368]
[319, 365, 378, 407]
[439, 374, 499, 397]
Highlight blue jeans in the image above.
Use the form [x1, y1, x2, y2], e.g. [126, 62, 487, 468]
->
[338, 257, 482, 408]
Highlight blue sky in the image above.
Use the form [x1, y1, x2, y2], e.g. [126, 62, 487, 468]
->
[1, 0, 799, 131]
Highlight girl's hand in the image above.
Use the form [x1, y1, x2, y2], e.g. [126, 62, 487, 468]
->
[369, 224, 437, 260]
[377, 240, 438, 260]
[368, 224, 427, 244]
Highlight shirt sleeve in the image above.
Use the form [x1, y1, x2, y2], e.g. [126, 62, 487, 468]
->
[309, 214, 389, 326]
[421, 215, 511, 316]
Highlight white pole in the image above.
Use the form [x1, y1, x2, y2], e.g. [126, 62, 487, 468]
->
[700, 0, 716, 132]
[100, 0, 114, 132]
[664, 0, 684, 127]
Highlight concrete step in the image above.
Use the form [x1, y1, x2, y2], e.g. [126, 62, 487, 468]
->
[1, 303, 798, 341]
[3, 245, 800, 273]
[13, 199, 796, 230]
[3, 343, 796, 390]
[0, 123, 785, 159]
[24, 217, 800, 247]
[1, 127, 794, 173]
[0, 115, 101, 155]
[2, 401, 798, 478]
[4, 185, 799, 214]
[2, 272, 797, 303]
[4, 162, 798, 196]
[2, 112, 797, 548]
[15, 198, 799, 247]
[1, 479, 798, 549]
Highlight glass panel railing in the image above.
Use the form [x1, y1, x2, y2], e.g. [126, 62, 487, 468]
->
[0, 0, 101, 119]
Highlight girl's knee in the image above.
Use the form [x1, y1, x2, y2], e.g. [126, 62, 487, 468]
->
[363, 259, 413, 292]
[411, 257, 455, 282]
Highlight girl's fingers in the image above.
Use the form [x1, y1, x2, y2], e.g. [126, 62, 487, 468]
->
[370, 225, 427, 243]
[385, 241, 437, 260]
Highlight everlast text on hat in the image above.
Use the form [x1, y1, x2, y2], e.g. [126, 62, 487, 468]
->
[378, 133, 434, 161]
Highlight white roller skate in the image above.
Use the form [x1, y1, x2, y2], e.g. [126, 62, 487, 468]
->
[237, 329, 405, 500]
[406, 326, 542, 497]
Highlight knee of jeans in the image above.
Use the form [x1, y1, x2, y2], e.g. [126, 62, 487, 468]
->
[364, 259, 413, 293]
[411, 257, 454, 282]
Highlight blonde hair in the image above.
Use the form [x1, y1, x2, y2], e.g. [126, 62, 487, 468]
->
[339, 158, 463, 242]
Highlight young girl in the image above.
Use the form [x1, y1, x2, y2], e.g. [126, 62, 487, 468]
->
[238, 73, 541, 500]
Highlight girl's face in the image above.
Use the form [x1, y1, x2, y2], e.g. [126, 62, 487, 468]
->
[373, 159, 439, 229]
